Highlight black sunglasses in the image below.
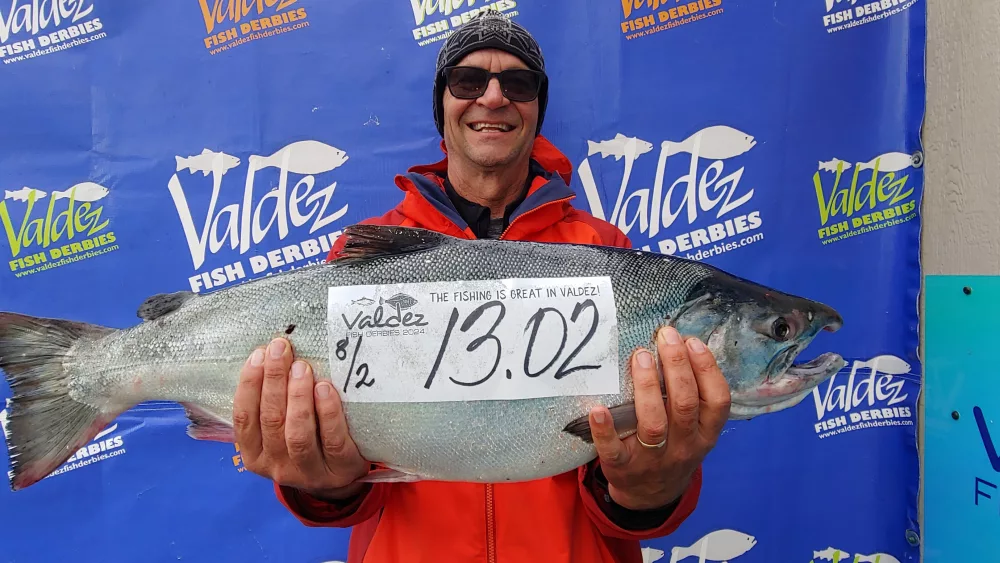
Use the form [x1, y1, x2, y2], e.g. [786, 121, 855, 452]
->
[443, 66, 544, 103]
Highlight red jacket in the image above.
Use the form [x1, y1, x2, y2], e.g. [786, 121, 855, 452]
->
[275, 136, 701, 563]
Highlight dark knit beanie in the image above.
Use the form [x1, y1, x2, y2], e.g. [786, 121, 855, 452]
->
[433, 10, 547, 137]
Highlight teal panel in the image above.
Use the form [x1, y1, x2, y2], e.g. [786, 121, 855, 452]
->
[924, 275, 1000, 562]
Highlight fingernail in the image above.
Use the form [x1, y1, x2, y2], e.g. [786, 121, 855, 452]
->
[594, 409, 606, 424]
[269, 338, 286, 359]
[687, 338, 706, 353]
[291, 361, 307, 379]
[249, 348, 264, 366]
[316, 382, 331, 399]
[661, 326, 681, 345]
[636, 350, 653, 368]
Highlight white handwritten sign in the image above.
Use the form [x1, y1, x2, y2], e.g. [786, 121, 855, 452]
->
[327, 277, 621, 403]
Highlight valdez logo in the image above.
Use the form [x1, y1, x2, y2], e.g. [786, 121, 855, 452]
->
[199, 0, 310, 55]
[577, 126, 765, 262]
[619, 0, 724, 41]
[812, 355, 916, 438]
[167, 140, 350, 293]
[813, 151, 920, 245]
[0, 0, 107, 65]
[1, 182, 120, 278]
[409, 0, 519, 47]
[821, 0, 919, 34]
[342, 293, 430, 338]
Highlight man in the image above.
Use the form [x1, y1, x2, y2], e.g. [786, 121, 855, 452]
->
[232, 10, 731, 563]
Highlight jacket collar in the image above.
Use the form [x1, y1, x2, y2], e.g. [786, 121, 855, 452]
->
[392, 135, 577, 239]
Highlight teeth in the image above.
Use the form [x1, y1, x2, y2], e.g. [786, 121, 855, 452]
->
[471, 123, 512, 132]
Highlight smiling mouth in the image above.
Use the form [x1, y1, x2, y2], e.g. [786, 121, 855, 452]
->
[468, 122, 514, 133]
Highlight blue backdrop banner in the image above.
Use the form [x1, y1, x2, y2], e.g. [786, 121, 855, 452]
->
[0, 1, 925, 562]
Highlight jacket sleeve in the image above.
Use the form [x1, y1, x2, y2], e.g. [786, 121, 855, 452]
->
[578, 460, 702, 540]
[274, 480, 391, 528]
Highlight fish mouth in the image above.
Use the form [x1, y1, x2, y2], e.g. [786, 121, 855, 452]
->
[729, 352, 846, 419]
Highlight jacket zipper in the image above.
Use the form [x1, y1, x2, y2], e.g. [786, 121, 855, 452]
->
[498, 196, 573, 241]
[486, 483, 497, 563]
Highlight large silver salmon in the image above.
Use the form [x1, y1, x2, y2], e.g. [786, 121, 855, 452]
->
[0, 224, 844, 491]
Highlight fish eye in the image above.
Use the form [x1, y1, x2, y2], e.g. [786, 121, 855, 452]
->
[772, 317, 791, 341]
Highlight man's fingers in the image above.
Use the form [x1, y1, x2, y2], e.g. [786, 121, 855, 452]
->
[260, 337, 293, 461]
[284, 360, 323, 471]
[314, 381, 362, 469]
[658, 327, 700, 443]
[233, 347, 265, 465]
[588, 406, 629, 469]
[686, 337, 731, 443]
[630, 347, 668, 448]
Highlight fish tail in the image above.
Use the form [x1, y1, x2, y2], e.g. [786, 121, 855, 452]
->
[562, 401, 645, 443]
[587, 140, 598, 156]
[175, 155, 185, 171]
[0, 312, 116, 491]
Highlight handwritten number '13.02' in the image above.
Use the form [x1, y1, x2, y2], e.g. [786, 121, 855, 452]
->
[423, 298, 602, 390]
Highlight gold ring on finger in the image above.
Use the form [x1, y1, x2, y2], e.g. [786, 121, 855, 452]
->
[637, 435, 666, 449]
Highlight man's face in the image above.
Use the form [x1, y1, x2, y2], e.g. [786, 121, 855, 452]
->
[442, 48, 539, 170]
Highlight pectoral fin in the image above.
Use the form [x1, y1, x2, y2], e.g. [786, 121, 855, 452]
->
[562, 402, 645, 444]
[356, 466, 424, 484]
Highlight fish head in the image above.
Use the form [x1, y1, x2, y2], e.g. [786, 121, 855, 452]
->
[669, 272, 844, 418]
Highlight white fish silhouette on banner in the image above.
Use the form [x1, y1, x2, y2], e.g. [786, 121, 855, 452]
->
[825, 0, 858, 11]
[857, 151, 918, 172]
[250, 140, 349, 174]
[814, 547, 851, 561]
[176, 149, 241, 176]
[3, 187, 47, 202]
[93, 423, 119, 441]
[851, 354, 911, 376]
[818, 158, 852, 173]
[856, 553, 901, 563]
[587, 133, 654, 161]
[670, 529, 756, 563]
[642, 547, 666, 562]
[53, 182, 109, 202]
[663, 125, 756, 160]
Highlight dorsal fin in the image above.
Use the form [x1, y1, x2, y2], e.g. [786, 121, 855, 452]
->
[334, 224, 456, 263]
[137, 291, 196, 321]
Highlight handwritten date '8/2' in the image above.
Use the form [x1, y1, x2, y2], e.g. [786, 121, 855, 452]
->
[334, 298, 603, 395]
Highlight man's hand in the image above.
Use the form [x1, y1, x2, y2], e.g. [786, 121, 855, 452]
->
[233, 337, 370, 500]
[588, 326, 731, 511]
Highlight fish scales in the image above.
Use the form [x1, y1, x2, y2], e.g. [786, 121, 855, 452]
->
[71, 239, 711, 482]
[0, 224, 845, 490]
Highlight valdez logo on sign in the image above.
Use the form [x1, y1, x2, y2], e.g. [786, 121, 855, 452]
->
[821, 0, 920, 34]
[199, 0, 310, 55]
[619, 0, 724, 41]
[0, 0, 107, 65]
[2, 182, 119, 278]
[813, 151, 920, 245]
[812, 354, 916, 439]
[577, 126, 765, 262]
[409, 0, 519, 47]
[167, 140, 351, 293]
